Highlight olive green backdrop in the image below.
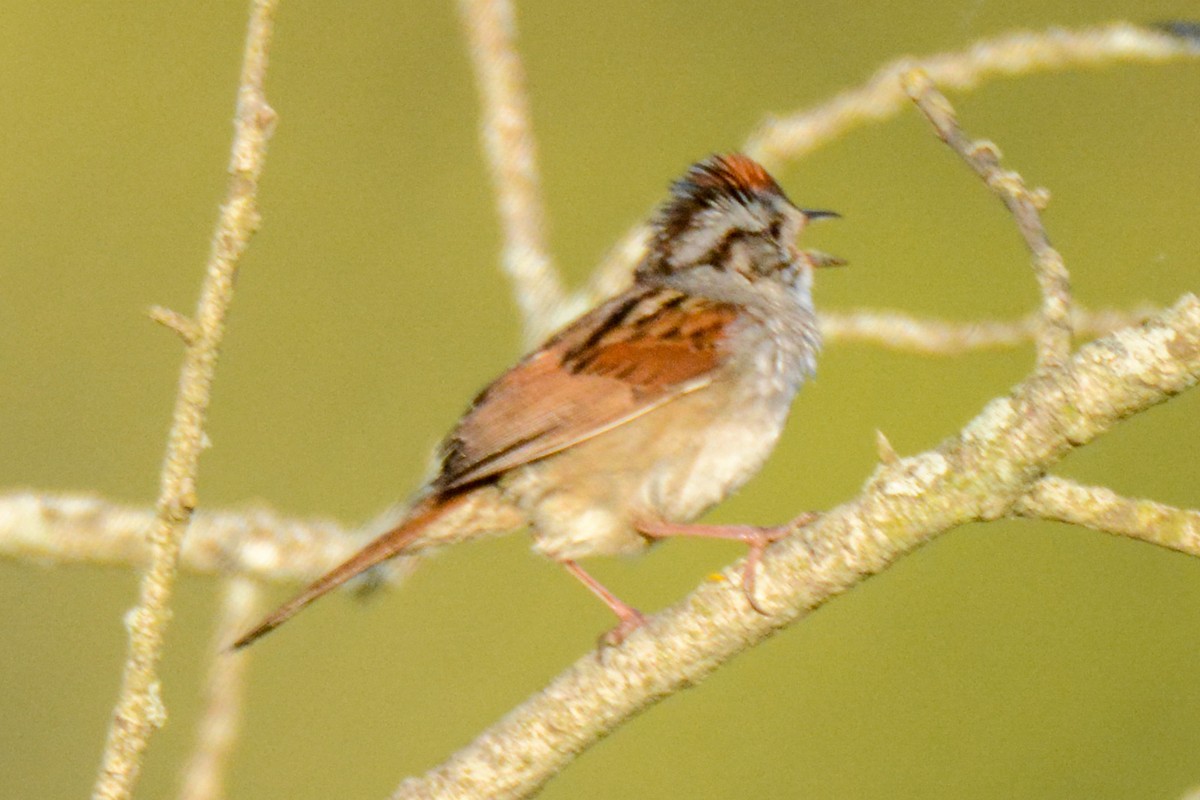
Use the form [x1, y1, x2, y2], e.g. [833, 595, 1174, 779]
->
[1, 2, 1197, 798]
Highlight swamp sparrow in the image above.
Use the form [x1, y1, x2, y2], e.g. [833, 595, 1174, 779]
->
[234, 153, 839, 649]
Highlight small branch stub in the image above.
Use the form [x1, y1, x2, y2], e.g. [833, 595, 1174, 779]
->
[148, 305, 200, 344]
[875, 430, 900, 465]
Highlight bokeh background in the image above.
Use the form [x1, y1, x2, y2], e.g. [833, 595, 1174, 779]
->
[2, 1, 1198, 798]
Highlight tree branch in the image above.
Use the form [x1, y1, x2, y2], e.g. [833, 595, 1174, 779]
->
[91, 2, 279, 798]
[747, 22, 1196, 169]
[459, 0, 569, 343]
[586, 22, 1200, 302]
[1015, 476, 1200, 558]
[0, 491, 368, 584]
[391, 294, 1200, 800]
[819, 304, 1153, 355]
[904, 69, 1072, 368]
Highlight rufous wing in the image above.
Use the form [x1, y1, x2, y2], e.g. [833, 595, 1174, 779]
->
[436, 287, 740, 491]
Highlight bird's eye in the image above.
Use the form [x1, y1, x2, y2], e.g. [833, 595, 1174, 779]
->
[767, 220, 782, 239]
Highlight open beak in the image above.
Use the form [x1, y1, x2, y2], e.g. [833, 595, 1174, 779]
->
[802, 249, 847, 269]
[797, 210, 844, 268]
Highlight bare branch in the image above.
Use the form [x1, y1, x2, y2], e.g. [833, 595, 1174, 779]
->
[586, 22, 1198, 302]
[747, 23, 1195, 169]
[904, 69, 1072, 368]
[91, 2, 279, 798]
[1014, 476, 1200, 558]
[178, 577, 261, 800]
[392, 295, 1200, 800]
[459, 0, 570, 343]
[820, 304, 1154, 356]
[0, 487, 518, 588]
[0, 491, 371, 583]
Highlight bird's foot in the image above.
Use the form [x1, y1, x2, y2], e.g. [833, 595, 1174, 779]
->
[561, 559, 648, 650]
[637, 512, 821, 614]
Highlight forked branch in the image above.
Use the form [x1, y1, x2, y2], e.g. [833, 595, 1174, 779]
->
[586, 22, 1199, 301]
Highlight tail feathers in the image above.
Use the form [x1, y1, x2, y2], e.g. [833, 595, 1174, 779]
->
[230, 494, 457, 650]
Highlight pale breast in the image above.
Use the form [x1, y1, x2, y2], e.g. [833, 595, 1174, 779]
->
[502, 315, 812, 562]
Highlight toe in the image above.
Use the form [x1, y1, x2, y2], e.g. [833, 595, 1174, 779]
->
[599, 609, 648, 648]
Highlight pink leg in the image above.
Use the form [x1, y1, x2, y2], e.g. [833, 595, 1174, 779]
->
[561, 560, 647, 646]
[637, 513, 820, 614]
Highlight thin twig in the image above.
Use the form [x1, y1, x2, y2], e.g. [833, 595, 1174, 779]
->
[459, 0, 569, 343]
[820, 304, 1154, 355]
[586, 22, 1199, 302]
[904, 69, 1072, 368]
[1014, 476, 1200, 558]
[392, 295, 1200, 800]
[91, 2, 279, 798]
[178, 577, 262, 800]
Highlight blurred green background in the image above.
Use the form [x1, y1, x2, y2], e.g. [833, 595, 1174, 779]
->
[1, 1, 1198, 798]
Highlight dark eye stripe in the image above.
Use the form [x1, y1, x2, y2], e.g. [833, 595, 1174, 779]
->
[706, 227, 753, 268]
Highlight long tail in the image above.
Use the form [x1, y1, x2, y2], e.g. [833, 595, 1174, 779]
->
[230, 492, 461, 650]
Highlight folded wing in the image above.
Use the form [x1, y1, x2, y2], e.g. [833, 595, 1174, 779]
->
[437, 287, 740, 491]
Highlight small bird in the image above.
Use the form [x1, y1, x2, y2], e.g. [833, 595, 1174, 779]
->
[233, 154, 838, 649]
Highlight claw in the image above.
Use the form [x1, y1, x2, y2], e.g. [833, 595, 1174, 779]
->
[740, 526, 790, 615]
[598, 607, 648, 650]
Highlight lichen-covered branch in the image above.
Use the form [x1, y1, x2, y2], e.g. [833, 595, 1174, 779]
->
[177, 577, 261, 800]
[91, 2, 279, 798]
[586, 22, 1199, 302]
[459, 0, 569, 342]
[391, 294, 1200, 800]
[1015, 476, 1200, 558]
[904, 70, 1072, 368]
